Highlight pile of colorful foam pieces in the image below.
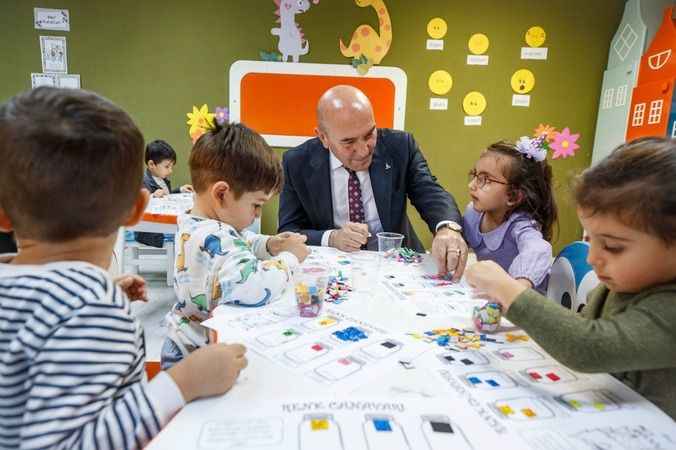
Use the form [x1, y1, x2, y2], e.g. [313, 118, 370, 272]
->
[408, 327, 504, 351]
[325, 271, 352, 304]
[472, 302, 503, 333]
[384, 247, 423, 264]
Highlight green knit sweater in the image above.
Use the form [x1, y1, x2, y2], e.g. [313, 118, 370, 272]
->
[508, 283, 676, 420]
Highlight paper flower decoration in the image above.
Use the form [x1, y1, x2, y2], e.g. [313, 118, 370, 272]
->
[550, 127, 580, 159]
[214, 106, 229, 125]
[533, 123, 557, 142]
[516, 135, 548, 162]
[186, 104, 215, 143]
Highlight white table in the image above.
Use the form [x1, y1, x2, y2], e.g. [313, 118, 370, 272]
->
[147, 247, 676, 450]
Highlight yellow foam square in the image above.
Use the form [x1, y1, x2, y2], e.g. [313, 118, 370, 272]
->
[498, 405, 514, 415]
[311, 419, 329, 430]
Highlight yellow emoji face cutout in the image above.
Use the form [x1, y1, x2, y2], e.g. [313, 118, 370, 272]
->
[525, 26, 546, 48]
[463, 91, 487, 116]
[468, 33, 490, 55]
[511, 69, 535, 94]
[427, 18, 448, 39]
[428, 70, 453, 95]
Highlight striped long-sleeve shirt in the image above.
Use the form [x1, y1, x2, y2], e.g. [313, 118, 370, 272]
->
[0, 258, 184, 450]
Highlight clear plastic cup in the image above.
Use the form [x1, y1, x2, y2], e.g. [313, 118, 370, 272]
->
[294, 264, 329, 317]
[377, 232, 404, 254]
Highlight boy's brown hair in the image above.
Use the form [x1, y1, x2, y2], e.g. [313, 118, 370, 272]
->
[574, 137, 676, 245]
[0, 87, 144, 241]
[189, 122, 283, 198]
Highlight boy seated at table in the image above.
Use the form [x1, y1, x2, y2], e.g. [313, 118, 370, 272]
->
[0, 87, 247, 449]
[136, 139, 193, 247]
[162, 121, 309, 369]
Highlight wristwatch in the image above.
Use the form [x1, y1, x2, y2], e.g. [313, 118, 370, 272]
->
[438, 221, 462, 233]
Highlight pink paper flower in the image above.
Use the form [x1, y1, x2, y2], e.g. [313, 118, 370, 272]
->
[550, 127, 580, 159]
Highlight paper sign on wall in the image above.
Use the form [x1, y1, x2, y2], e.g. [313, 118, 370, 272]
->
[428, 70, 453, 95]
[467, 33, 490, 65]
[40, 36, 67, 73]
[58, 74, 81, 89]
[522, 26, 548, 60]
[31, 73, 57, 88]
[426, 18, 447, 51]
[429, 98, 448, 110]
[34, 8, 70, 31]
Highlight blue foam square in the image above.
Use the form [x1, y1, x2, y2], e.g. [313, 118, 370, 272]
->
[373, 419, 392, 432]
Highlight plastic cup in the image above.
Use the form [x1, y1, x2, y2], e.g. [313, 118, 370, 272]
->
[377, 232, 404, 254]
[472, 302, 503, 333]
[294, 265, 329, 317]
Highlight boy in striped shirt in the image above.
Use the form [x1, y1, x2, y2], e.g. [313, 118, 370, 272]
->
[0, 87, 248, 450]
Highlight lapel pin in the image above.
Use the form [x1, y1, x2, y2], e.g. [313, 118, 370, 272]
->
[385, 163, 391, 170]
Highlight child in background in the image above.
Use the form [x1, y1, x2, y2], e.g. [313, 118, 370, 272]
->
[0, 87, 248, 450]
[162, 122, 308, 369]
[463, 139, 557, 292]
[466, 137, 676, 419]
[136, 139, 193, 247]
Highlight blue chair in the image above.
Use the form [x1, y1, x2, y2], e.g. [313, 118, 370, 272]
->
[547, 241, 600, 313]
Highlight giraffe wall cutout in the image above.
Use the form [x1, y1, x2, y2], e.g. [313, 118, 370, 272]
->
[339, 0, 392, 75]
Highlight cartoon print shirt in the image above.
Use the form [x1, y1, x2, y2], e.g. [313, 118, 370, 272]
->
[167, 214, 299, 350]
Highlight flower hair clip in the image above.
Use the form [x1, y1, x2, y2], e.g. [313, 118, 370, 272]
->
[516, 135, 549, 162]
[186, 105, 229, 143]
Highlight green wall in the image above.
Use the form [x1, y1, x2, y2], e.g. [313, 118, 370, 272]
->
[1, 0, 625, 251]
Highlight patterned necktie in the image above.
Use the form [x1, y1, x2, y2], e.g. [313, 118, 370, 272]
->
[347, 169, 365, 223]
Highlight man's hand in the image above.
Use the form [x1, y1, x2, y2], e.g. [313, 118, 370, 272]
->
[329, 222, 369, 252]
[431, 228, 469, 282]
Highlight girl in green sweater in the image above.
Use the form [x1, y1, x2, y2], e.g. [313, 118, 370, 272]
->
[466, 137, 676, 420]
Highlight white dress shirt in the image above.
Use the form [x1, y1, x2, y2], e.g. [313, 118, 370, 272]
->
[320, 152, 457, 248]
[321, 152, 384, 247]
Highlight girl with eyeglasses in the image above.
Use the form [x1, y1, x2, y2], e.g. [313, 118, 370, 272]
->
[463, 139, 557, 293]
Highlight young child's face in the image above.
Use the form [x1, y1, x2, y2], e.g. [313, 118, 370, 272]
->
[468, 155, 511, 213]
[225, 189, 271, 232]
[148, 159, 174, 179]
[579, 208, 676, 293]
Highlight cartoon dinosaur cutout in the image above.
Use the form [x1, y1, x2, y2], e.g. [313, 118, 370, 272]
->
[271, 0, 320, 63]
[339, 0, 392, 75]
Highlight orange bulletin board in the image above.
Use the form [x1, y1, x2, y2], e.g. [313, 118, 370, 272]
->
[229, 61, 407, 147]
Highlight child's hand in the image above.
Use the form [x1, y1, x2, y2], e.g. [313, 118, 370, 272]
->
[114, 274, 148, 302]
[267, 232, 307, 256]
[284, 237, 310, 263]
[180, 184, 194, 193]
[465, 261, 528, 313]
[167, 343, 248, 402]
[152, 189, 168, 198]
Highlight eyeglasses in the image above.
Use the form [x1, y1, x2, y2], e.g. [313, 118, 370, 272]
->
[468, 169, 509, 190]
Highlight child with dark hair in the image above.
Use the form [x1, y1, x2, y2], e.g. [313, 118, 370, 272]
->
[143, 139, 193, 198]
[136, 139, 194, 247]
[463, 139, 558, 292]
[0, 87, 248, 449]
[162, 122, 309, 369]
[466, 137, 676, 419]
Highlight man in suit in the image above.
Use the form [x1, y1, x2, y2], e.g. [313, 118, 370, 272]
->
[278, 85, 468, 278]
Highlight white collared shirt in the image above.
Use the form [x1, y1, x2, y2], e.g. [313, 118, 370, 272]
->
[321, 152, 384, 247]
[320, 151, 457, 247]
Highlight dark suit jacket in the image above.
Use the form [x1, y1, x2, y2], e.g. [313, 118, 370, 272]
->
[278, 129, 461, 252]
